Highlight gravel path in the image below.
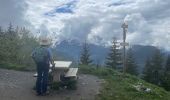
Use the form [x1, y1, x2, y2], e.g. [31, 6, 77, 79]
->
[0, 69, 102, 100]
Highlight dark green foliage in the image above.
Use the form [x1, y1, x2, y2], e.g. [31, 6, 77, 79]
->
[16, 28, 39, 69]
[162, 55, 170, 91]
[0, 62, 30, 71]
[0, 24, 19, 63]
[143, 49, 164, 86]
[143, 58, 152, 82]
[80, 41, 93, 65]
[80, 65, 118, 78]
[51, 81, 61, 90]
[165, 55, 170, 72]
[0, 24, 38, 71]
[162, 72, 170, 91]
[51, 79, 77, 90]
[126, 48, 138, 76]
[64, 79, 77, 90]
[105, 37, 122, 69]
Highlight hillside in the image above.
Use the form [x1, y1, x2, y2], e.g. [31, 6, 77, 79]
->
[55, 40, 109, 64]
[80, 66, 170, 100]
[55, 40, 163, 72]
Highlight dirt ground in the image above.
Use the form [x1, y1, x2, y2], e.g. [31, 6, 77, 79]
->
[0, 69, 102, 100]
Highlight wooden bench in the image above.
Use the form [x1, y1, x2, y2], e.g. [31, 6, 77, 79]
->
[33, 61, 73, 79]
[50, 61, 72, 69]
[33, 61, 78, 83]
[34, 68, 78, 77]
[33, 61, 79, 90]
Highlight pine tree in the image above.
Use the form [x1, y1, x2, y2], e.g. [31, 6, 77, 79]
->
[0, 26, 2, 34]
[165, 55, 170, 71]
[16, 27, 38, 67]
[80, 41, 92, 65]
[143, 49, 164, 86]
[96, 59, 101, 68]
[162, 55, 170, 91]
[143, 58, 152, 82]
[151, 49, 164, 86]
[6, 23, 19, 63]
[126, 48, 138, 76]
[105, 37, 121, 69]
[0, 26, 5, 61]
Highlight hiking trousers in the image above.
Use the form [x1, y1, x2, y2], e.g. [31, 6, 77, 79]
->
[36, 62, 49, 95]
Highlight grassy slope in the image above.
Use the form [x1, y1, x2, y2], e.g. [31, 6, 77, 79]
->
[0, 63, 26, 71]
[80, 66, 170, 100]
[0, 61, 35, 71]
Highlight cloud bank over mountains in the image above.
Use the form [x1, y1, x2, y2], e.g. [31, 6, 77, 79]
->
[0, 0, 170, 50]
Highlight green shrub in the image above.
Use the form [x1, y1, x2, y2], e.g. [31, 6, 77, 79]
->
[51, 82, 61, 90]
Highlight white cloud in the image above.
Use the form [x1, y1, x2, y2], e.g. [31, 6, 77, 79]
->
[0, 0, 30, 28]
[1, 0, 170, 50]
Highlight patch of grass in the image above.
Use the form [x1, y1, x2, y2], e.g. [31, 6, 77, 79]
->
[64, 97, 71, 100]
[51, 81, 61, 90]
[0, 62, 31, 71]
[65, 79, 77, 90]
[79, 65, 118, 78]
[80, 65, 170, 100]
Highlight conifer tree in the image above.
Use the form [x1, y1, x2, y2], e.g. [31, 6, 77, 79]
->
[151, 49, 164, 86]
[96, 59, 101, 68]
[0, 26, 2, 34]
[105, 37, 121, 69]
[126, 48, 138, 76]
[162, 55, 170, 91]
[143, 49, 164, 86]
[165, 55, 170, 71]
[5, 23, 19, 63]
[143, 58, 152, 82]
[80, 41, 92, 65]
[0, 26, 5, 61]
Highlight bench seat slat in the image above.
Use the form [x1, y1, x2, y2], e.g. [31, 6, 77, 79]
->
[65, 68, 78, 77]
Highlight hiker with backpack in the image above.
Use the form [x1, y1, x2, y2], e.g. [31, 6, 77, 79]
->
[32, 36, 54, 96]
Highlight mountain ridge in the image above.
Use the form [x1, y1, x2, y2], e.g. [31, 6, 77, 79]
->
[54, 39, 169, 72]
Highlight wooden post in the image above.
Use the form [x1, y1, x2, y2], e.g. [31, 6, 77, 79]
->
[121, 22, 128, 75]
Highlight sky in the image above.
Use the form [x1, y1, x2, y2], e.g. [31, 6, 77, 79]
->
[0, 0, 170, 50]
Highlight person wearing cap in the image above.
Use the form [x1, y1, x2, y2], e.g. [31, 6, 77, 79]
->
[32, 36, 54, 96]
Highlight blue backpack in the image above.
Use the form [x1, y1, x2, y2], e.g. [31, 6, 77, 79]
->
[32, 47, 49, 63]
